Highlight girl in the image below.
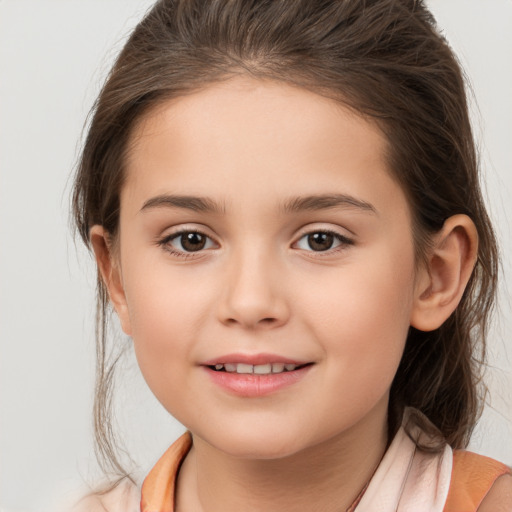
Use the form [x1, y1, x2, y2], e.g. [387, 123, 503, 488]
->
[71, 0, 511, 510]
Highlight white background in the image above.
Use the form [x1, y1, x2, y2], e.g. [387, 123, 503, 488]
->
[0, 1, 511, 510]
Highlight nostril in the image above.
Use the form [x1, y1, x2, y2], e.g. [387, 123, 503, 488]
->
[224, 316, 278, 329]
[217, 287, 290, 328]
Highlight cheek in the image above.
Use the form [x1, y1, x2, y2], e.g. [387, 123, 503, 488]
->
[297, 249, 415, 389]
[121, 260, 216, 397]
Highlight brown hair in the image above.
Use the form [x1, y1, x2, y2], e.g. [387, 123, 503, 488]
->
[72, 0, 498, 480]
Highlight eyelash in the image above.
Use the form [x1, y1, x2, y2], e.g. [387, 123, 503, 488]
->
[294, 230, 354, 254]
[157, 228, 354, 259]
[157, 229, 214, 260]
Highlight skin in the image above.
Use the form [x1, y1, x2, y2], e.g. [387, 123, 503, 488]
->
[91, 77, 484, 511]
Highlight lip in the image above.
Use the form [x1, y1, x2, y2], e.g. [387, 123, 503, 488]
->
[201, 353, 314, 397]
[201, 353, 309, 366]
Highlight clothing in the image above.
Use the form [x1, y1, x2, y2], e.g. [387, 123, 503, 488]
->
[140, 413, 510, 511]
[446, 450, 510, 511]
[75, 413, 510, 511]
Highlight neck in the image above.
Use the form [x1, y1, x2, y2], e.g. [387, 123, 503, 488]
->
[176, 403, 389, 512]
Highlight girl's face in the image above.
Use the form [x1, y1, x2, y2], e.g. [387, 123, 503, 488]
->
[111, 77, 422, 458]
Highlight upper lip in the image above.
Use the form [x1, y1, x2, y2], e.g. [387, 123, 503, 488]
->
[201, 353, 311, 366]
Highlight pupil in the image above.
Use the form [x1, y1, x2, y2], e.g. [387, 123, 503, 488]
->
[308, 232, 333, 251]
[182, 232, 206, 251]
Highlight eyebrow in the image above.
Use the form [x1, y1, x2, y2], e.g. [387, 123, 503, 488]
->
[281, 193, 377, 215]
[140, 193, 377, 215]
[140, 195, 227, 214]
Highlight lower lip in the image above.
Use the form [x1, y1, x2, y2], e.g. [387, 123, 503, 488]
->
[204, 365, 312, 397]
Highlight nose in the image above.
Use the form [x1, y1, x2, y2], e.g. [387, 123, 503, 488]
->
[216, 246, 290, 330]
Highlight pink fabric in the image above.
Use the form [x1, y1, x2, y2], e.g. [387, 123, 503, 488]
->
[355, 415, 452, 511]
[75, 410, 456, 511]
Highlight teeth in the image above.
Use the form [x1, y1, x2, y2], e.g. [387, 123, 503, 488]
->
[213, 362, 301, 374]
[254, 364, 272, 375]
[236, 363, 253, 374]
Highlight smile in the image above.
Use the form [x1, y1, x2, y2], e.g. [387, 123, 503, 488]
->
[203, 358, 314, 397]
[209, 363, 305, 374]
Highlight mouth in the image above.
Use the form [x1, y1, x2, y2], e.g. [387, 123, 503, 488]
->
[207, 362, 312, 374]
[202, 354, 314, 396]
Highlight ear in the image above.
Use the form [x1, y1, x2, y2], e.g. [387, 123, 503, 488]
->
[410, 214, 478, 332]
[90, 225, 132, 336]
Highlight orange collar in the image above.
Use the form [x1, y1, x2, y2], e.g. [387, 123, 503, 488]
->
[139, 429, 510, 512]
[140, 431, 366, 512]
[140, 432, 192, 512]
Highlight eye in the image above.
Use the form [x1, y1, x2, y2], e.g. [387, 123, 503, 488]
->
[294, 230, 353, 252]
[159, 230, 216, 256]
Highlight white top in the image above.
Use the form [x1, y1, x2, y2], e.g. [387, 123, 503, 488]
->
[356, 414, 452, 511]
[69, 410, 453, 512]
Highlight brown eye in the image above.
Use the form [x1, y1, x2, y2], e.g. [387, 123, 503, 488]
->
[294, 230, 353, 253]
[179, 232, 207, 252]
[307, 232, 335, 251]
[160, 230, 216, 255]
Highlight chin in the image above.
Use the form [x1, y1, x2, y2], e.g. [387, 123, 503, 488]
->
[220, 435, 306, 460]
[193, 419, 313, 460]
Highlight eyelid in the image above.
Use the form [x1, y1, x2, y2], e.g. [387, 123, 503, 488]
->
[157, 223, 217, 241]
[156, 225, 219, 258]
[156, 224, 354, 259]
[294, 223, 354, 242]
[292, 226, 355, 254]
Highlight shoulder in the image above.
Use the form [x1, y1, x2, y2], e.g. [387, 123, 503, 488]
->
[445, 450, 511, 512]
[477, 474, 512, 512]
[71, 479, 140, 512]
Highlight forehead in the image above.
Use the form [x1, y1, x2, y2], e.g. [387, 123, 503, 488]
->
[122, 77, 406, 219]
[128, 77, 388, 161]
